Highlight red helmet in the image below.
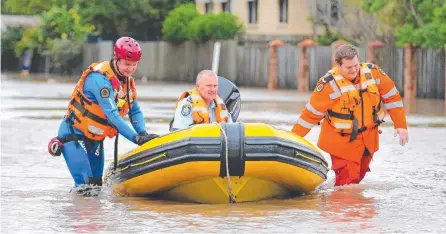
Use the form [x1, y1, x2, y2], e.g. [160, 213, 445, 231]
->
[114, 37, 142, 62]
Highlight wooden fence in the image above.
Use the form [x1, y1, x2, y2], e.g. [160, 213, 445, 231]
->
[11, 39, 444, 100]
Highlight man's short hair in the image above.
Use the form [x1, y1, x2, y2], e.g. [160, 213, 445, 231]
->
[335, 44, 359, 65]
[196, 70, 216, 84]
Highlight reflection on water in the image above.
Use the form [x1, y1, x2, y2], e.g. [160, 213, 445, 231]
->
[319, 187, 376, 230]
[1, 76, 446, 233]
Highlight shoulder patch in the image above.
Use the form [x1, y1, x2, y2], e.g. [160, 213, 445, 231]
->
[321, 74, 334, 84]
[315, 83, 324, 92]
[100, 88, 110, 98]
[181, 103, 192, 116]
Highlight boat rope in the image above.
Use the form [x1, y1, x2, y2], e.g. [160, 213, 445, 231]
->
[217, 123, 236, 203]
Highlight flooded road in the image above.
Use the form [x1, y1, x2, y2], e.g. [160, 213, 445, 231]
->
[1, 75, 446, 233]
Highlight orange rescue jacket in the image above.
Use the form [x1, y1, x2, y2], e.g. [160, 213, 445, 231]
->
[292, 63, 407, 162]
[65, 61, 137, 141]
[174, 89, 229, 124]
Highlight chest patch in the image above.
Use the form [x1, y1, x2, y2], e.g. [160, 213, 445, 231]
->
[181, 103, 192, 116]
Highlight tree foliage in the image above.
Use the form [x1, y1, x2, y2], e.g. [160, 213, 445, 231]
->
[162, 4, 245, 43]
[1, 27, 24, 54]
[187, 12, 244, 43]
[15, 5, 95, 71]
[1, 0, 71, 15]
[1, 0, 195, 40]
[362, 0, 446, 48]
[161, 3, 200, 43]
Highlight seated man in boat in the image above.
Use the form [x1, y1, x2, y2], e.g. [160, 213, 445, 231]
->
[169, 70, 235, 131]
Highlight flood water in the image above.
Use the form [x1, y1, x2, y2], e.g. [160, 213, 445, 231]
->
[1, 74, 446, 233]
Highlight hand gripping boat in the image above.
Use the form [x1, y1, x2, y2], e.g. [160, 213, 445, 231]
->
[104, 122, 329, 204]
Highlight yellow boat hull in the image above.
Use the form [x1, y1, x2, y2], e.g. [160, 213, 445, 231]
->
[104, 123, 328, 204]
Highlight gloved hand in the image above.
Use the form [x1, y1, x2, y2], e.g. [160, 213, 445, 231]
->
[133, 132, 159, 146]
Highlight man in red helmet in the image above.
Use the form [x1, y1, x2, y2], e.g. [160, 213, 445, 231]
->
[48, 37, 158, 194]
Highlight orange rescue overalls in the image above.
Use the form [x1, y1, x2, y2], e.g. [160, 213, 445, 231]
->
[292, 63, 407, 186]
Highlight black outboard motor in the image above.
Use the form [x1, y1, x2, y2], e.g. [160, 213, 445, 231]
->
[218, 76, 241, 122]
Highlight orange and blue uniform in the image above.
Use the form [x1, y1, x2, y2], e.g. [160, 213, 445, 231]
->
[57, 60, 146, 187]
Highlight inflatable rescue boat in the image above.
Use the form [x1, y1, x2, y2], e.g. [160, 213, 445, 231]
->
[104, 122, 329, 204]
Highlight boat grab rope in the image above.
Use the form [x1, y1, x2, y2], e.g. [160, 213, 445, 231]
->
[217, 123, 236, 203]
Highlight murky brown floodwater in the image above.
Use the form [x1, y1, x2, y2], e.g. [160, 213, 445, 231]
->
[1, 74, 446, 233]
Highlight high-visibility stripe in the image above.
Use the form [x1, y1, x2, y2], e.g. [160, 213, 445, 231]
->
[329, 80, 341, 99]
[305, 102, 325, 116]
[381, 86, 398, 99]
[341, 85, 356, 93]
[361, 79, 376, 89]
[88, 125, 105, 135]
[385, 101, 404, 109]
[361, 67, 372, 73]
[190, 95, 202, 100]
[93, 62, 105, 70]
[334, 123, 351, 129]
[334, 75, 343, 81]
[193, 107, 208, 113]
[297, 118, 315, 129]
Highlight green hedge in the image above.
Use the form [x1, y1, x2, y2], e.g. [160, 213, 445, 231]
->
[162, 3, 244, 43]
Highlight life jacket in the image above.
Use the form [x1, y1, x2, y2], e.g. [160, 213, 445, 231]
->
[65, 61, 137, 141]
[174, 89, 229, 125]
[324, 63, 386, 141]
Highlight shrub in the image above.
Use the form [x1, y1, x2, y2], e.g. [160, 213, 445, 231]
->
[14, 5, 96, 72]
[162, 3, 200, 43]
[162, 4, 245, 43]
[187, 12, 244, 43]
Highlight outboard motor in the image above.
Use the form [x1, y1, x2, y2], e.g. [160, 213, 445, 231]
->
[218, 76, 241, 122]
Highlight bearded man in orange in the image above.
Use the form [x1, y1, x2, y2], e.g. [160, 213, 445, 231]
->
[291, 44, 409, 186]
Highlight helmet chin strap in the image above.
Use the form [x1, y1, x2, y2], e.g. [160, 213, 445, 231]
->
[113, 58, 127, 80]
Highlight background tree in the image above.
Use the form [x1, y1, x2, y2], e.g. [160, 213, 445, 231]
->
[162, 4, 245, 43]
[2, 0, 195, 41]
[15, 5, 96, 74]
[1, 27, 24, 71]
[186, 12, 244, 43]
[362, 0, 446, 48]
[1, 0, 72, 15]
[162, 3, 200, 43]
[308, 0, 393, 45]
